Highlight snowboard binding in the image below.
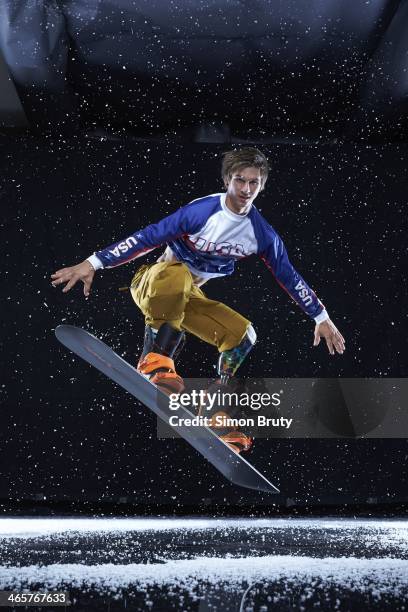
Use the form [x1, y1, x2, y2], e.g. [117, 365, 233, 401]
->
[199, 378, 253, 454]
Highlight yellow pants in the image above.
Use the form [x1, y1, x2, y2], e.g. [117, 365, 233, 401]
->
[130, 262, 251, 352]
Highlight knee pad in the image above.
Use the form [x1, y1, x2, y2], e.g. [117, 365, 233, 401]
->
[246, 324, 257, 345]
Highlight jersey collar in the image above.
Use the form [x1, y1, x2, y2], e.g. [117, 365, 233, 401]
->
[220, 193, 252, 221]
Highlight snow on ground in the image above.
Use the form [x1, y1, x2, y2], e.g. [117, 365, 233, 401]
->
[0, 517, 407, 610]
[1, 516, 408, 539]
[0, 555, 407, 594]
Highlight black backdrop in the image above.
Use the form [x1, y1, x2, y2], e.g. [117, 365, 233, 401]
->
[2, 0, 408, 141]
[1, 135, 407, 509]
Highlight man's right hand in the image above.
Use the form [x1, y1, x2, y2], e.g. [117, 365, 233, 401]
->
[51, 260, 96, 297]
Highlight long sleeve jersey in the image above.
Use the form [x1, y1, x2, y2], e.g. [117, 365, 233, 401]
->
[88, 193, 328, 322]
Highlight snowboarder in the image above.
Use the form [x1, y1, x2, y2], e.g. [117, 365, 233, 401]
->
[51, 147, 345, 452]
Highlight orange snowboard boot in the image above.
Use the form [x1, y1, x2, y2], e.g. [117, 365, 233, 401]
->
[137, 323, 185, 395]
[138, 352, 184, 394]
[200, 380, 253, 454]
[219, 431, 253, 454]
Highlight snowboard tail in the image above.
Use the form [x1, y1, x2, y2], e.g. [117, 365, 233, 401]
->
[55, 324, 280, 494]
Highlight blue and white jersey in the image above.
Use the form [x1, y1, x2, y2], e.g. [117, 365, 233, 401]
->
[89, 193, 327, 321]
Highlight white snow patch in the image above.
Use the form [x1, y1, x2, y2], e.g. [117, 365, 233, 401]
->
[0, 556, 407, 594]
[1, 517, 408, 539]
[0, 518, 219, 539]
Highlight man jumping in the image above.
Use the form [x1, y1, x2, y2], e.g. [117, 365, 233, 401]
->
[51, 148, 345, 452]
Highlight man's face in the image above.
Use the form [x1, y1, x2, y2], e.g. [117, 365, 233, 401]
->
[224, 166, 263, 214]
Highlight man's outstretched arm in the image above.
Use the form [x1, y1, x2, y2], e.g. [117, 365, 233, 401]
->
[257, 221, 345, 356]
[50, 198, 212, 296]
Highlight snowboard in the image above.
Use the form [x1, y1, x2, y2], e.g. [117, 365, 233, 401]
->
[55, 324, 280, 494]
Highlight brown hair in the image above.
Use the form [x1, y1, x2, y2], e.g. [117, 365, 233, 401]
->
[221, 147, 269, 189]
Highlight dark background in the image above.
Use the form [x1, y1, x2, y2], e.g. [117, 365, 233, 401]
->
[0, 0, 407, 511]
[1, 137, 407, 509]
[1, 0, 408, 142]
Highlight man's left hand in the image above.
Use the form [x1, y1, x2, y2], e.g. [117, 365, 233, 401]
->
[313, 319, 345, 355]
